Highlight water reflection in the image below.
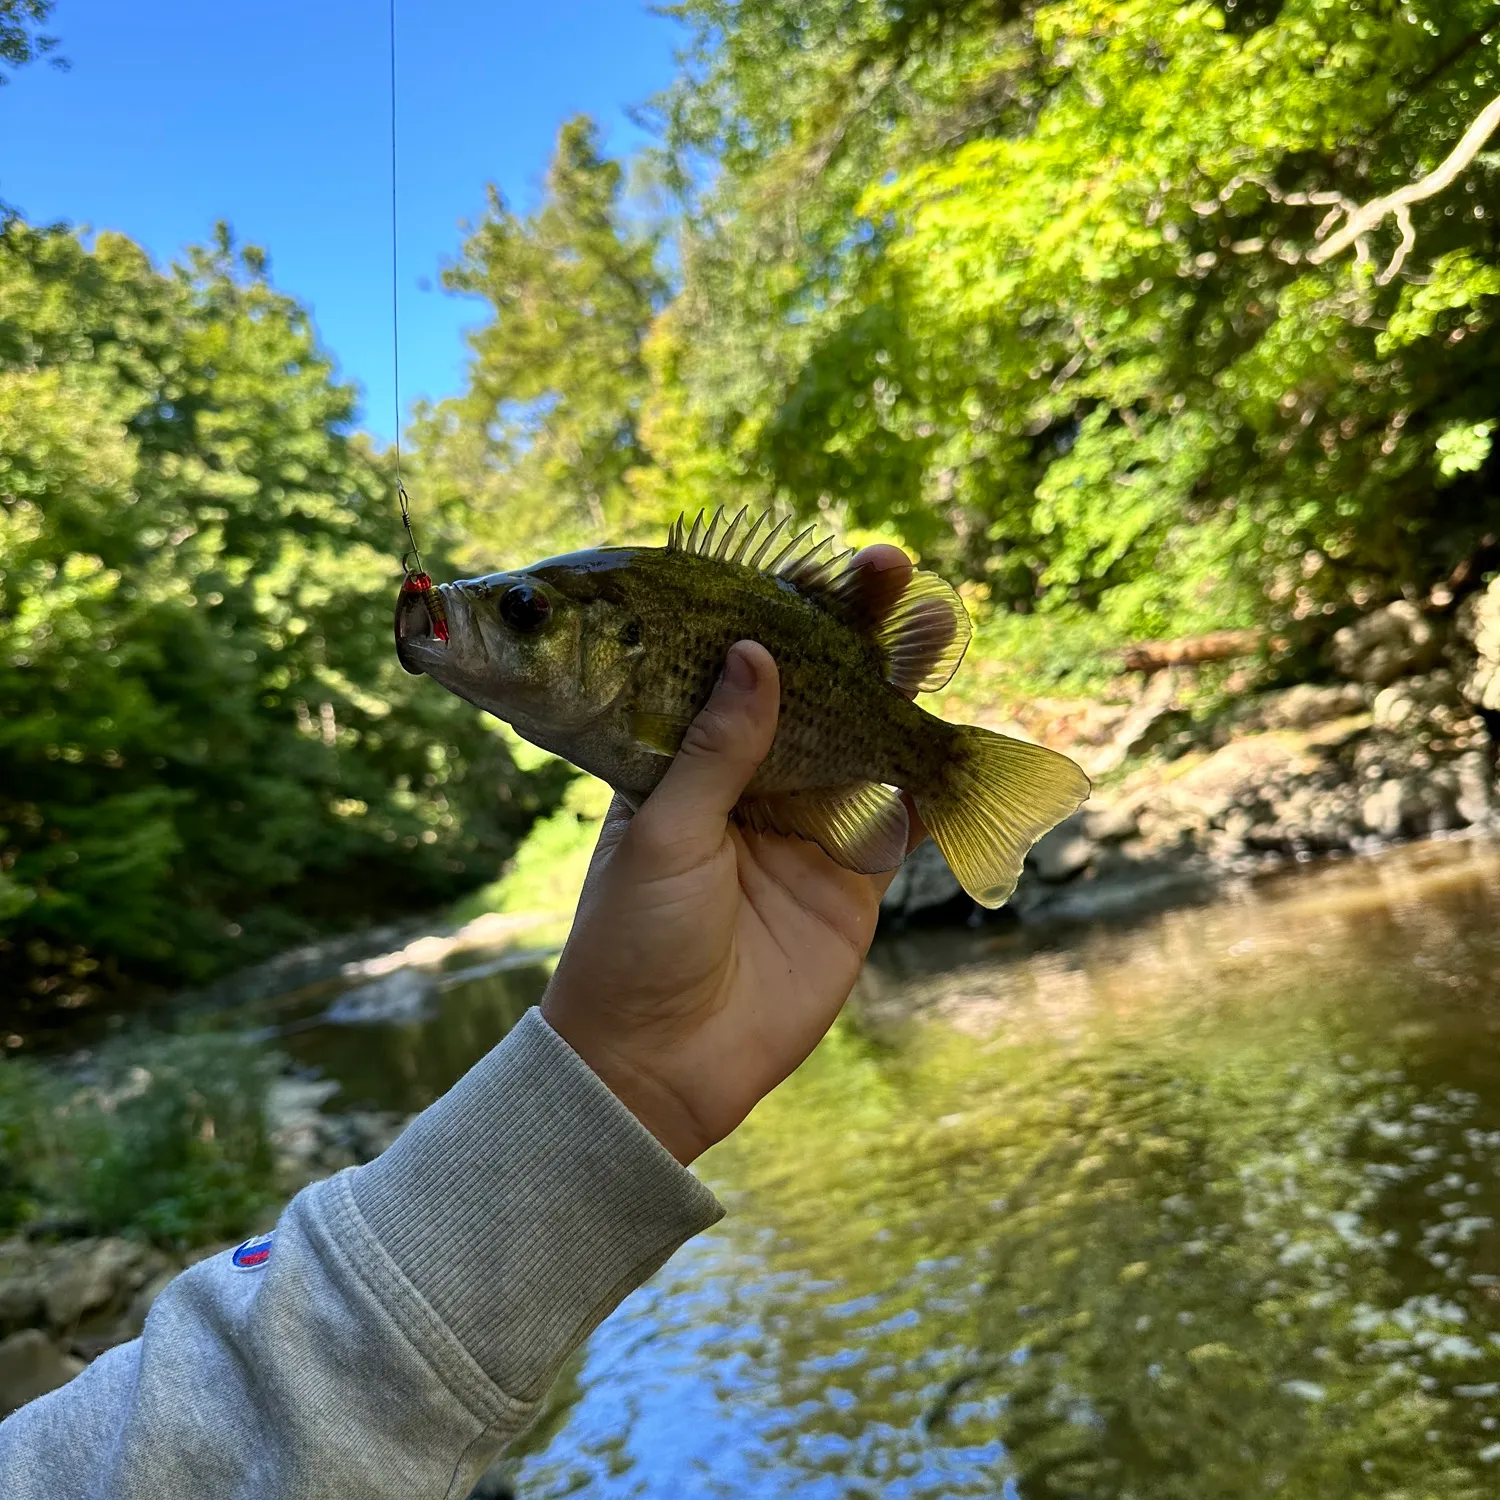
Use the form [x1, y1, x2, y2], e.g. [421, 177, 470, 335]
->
[501, 840, 1500, 1498]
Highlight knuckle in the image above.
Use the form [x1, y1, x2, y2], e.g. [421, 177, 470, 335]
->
[679, 706, 737, 761]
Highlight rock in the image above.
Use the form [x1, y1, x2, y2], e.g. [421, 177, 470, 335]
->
[324, 967, 436, 1025]
[118, 1268, 177, 1342]
[1456, 749, 1498, 827]
[0, 1329, 83, 1416]
[1247, 682, 1370, 732]
[1371, 671, 1487, 748]
[1082, 801, 1139, 843]
[1027, 813, 1095, 882]
[268, 1076, 344, 1170]
[1162, 733, 1326, 827]
[1458, 577, 1500, 711]
[1331, 601, 1446, 687]
[1360, 777, 1445, 839]
[44, 1240, 145, 1331]
[880, 839, 965, 923]
[0, 1275, 45, 1336]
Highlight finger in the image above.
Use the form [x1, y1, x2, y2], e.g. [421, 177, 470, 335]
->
[632, 641, 780, 868]
[590, 791, 636, 862]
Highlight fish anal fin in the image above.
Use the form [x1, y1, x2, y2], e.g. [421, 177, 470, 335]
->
[630, 710, 693, 757]
[735, 782, 909, 875]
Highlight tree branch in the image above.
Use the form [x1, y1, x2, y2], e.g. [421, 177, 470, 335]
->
[1309, 92, 1500, 270]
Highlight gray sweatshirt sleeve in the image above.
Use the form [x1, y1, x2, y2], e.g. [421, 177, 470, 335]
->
[0, 1008, 723, 1499]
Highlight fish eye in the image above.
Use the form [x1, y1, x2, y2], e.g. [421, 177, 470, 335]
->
[499, 582, 551, 634]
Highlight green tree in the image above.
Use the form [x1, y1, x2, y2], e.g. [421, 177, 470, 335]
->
[0, 0, 63, 82]
[414, 116, 672, 565]
[645, 0, 1500, 657]
[0, 219, 561, 1010]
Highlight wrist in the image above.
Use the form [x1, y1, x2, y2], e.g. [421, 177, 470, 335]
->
[540, 997, 717, 1166]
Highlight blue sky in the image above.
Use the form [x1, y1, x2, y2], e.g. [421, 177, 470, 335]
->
[0, 0, 683, 441]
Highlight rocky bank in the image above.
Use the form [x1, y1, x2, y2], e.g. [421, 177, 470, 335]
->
[0, 1083, 410, 1420]
[882, 578, 1500, 927]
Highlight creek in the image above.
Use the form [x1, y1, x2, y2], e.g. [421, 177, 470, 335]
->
[188, 840, 1500, 1494]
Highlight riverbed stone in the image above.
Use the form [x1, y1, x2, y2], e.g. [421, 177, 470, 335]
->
[1458, 578, 1500, 712]
[1028, 813, 1096, 883]
[324, 966, 436, 1025]
[1332, 601, 1447, 686]
[43, 1239, 148, 1331]
[1371, 671, 1487, 749]
[0, 1329, 83, 1416]
[1082, 801, 1139, 843]
[1455, 749, 1498, 827]
[880, 840, 964, 923]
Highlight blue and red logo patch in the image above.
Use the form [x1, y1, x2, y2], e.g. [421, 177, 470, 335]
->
[230, 1232, 275, 1272]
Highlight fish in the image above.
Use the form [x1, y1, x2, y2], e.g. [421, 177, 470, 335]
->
[394, 506, 1090, 907]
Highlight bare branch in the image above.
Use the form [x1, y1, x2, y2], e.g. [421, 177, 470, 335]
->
[1378, 204, 1417, 286]
[1309, 92, 1500, 269]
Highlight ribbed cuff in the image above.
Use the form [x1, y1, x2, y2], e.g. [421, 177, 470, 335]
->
[348, 1007, 723, 1402]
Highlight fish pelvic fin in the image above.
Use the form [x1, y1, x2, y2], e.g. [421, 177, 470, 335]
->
[665, 508, 971, 695]
[914, 727, 1090, 908]
[735, 782, 909, 875]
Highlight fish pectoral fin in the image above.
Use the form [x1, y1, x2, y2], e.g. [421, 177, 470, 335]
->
[630, 710, 693, 757]
[735, 782, 909, 875]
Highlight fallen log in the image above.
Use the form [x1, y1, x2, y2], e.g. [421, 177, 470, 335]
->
[1121, 629, 1265, 673]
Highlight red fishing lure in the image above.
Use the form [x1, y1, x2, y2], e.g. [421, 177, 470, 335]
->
[399, 569, 448, 642]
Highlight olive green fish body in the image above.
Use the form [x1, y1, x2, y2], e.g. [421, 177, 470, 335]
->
[396, 507, 1089, 907]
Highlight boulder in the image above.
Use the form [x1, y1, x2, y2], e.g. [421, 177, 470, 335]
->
[1027, 813, 1096, 883]
[1455, 749, 1498, 827]
[1237, 682, 1368, 733]
[0, 1329, 83, 1417]
[0, 1274, 45, 1336]
[44, 1239, 147, 1331]
[1331, 602, 1446, 686]
[1371, 671, 1487, 749]
[1361, 778, 1429, 840]
[880, 840, 964, 923]
[1458, 577, 1500, 712]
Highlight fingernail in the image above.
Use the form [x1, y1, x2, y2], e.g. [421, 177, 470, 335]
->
[721, 643, 756, 692]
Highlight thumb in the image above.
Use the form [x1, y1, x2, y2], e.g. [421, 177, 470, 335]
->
[633, 641, 779, 866]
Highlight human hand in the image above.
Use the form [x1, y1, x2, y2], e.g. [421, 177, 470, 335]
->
[541, 546, 923, 1164]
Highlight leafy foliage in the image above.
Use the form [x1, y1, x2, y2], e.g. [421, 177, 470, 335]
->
[0, 0, 63, 82]
[0, 220, 566, 1006]
[0, 1032, 279, 1246]
[635, 0, 1500, 660]
[413, 117, 671, 565]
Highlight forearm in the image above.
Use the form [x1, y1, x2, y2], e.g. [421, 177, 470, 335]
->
[0, 1009, 723, 1500]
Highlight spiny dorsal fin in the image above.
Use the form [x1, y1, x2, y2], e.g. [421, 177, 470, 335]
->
[668, 505, 856, 588]
[665, 506, 971, 694]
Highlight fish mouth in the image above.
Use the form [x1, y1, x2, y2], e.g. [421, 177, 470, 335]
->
[395, 579, 449, 675]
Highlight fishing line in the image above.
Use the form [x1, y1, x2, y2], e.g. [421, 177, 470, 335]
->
[389, 0, 419, 576]
[389, 0, 447, 640]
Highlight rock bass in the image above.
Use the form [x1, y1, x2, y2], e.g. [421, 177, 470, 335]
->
[395, 507, 1090, 907]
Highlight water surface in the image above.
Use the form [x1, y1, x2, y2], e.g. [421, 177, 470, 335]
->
[290, 840, 1500, 1497]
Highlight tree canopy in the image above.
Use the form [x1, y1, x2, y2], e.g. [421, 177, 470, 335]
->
[0, 220, 562, 1010]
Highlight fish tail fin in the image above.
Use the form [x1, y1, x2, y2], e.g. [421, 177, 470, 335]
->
[913, 726, 1091, 909]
